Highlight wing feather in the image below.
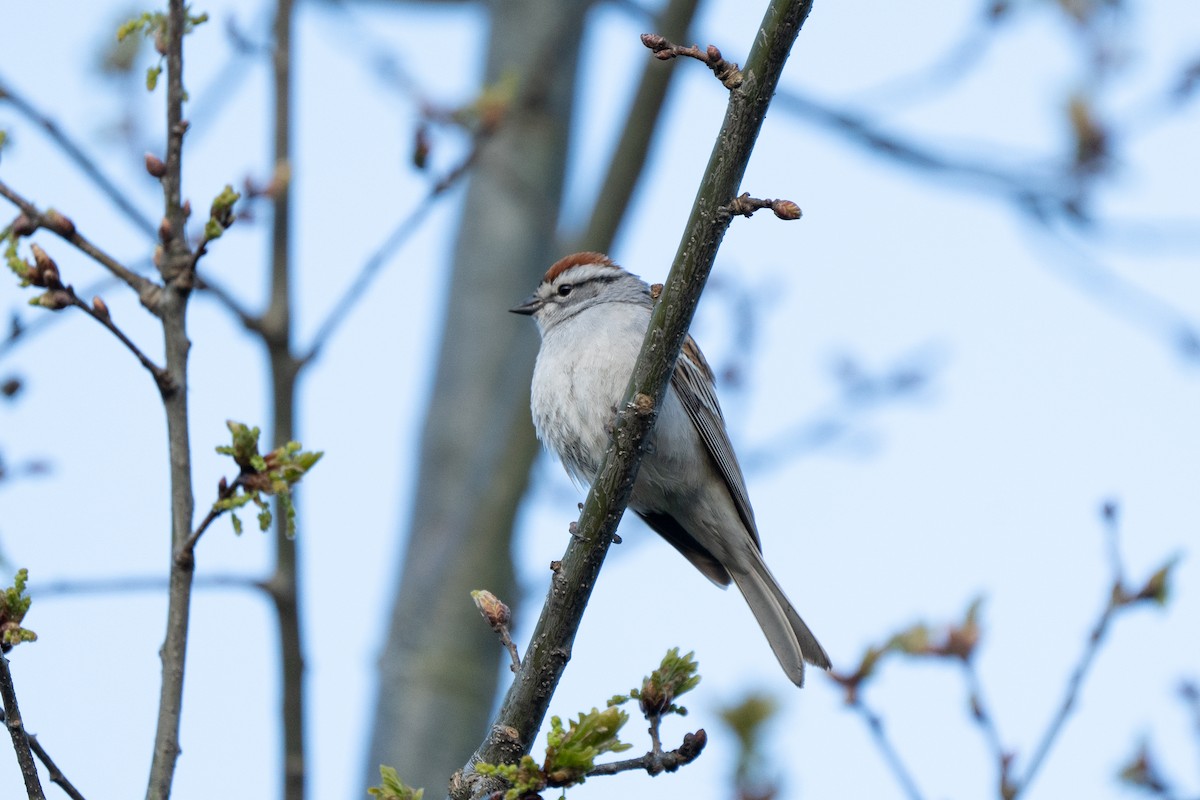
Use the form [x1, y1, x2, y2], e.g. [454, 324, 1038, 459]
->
[671, 335, 761, 549]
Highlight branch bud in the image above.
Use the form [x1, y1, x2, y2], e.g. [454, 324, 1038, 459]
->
[91, 296, 110, 320]
[43, 209, 75, 237]
[771, 199, 802, 220]
[29, 243, 62, 289]
[471, 589, 511, 630]
[11, 214, 36, 238]
[145, 152, 168, 178]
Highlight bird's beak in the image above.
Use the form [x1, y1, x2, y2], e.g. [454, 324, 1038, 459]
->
[509, 294, 541, 316]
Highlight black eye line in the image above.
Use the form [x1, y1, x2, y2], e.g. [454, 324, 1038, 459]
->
[550, 272, 619, 301]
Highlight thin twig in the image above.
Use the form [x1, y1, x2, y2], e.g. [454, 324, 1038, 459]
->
[573, 0, 702, 253]
[298, 139, 485, 365]
[639, 33, 743, 88]
[194, 273, 262, 332]
[0, 73, 158, 240]
[0, 179, 161, 306]
[145, 0, 201, 796]
[31, 573, 266, 599]
[723, 192, 802, 220]
[66, 290, 172, 393]
[852, 698, 925, 800]
[1015, 589, 1118, 793]
[1012, 504, 1129, 796]
[585, 729, 707, 777]
[176, 477, 240, 566]
[27, 734, 87, 800]
[0, 652, 47, 800]
[961, 660, 1014, 797]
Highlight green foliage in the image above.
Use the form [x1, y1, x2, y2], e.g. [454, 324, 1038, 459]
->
[1121, 556, 1179, 608]
[719, 692, 779, 793]
[0, 568, 37, 646]
[477, 649, 703, 797]
[213, 421, 323, 537]
[115, 8, 209, 93]
[204, 184, 241, 241]
[475, 756, 545, 800]
[366, 765, 423, 800]
[4, 235, 30, 285]
[614, 647, 701, 717]
[543, 706, 632, 784]
[476, 707, 633, 798]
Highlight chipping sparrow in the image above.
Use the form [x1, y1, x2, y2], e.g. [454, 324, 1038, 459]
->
[512, 251, 830, 686]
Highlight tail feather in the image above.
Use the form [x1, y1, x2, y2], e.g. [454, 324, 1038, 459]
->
[729, 554, 830, 687]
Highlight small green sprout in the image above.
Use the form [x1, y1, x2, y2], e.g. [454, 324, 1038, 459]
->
[213, 421, 322, 537]
[1, 569, 37, 647]
[615, 647, 701, 717]
[204, 184, 241, 241]
[367, 766, 423, 800]
[116, 9, 209, 92]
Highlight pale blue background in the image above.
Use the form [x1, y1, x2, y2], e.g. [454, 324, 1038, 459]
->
[1, 1, 1197, 798]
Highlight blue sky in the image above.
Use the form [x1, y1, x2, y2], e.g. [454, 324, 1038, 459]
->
[1, 1, 1198, 799]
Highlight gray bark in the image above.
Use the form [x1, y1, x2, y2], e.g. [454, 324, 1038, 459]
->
[365, 0, 590, 791]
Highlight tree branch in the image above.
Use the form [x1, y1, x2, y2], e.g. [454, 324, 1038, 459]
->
[0, 652, 47, 800]
[26, 733, 87, 800]
[145, 0, 200, 797]
[261, 1, 307, 797]
[585, 729, 707, 777]
[0, 179, 160, 307]
[298, 135, 485, 365]
[0, 73, 158, 240]
[452, 2, 814, 797]
[573, 0, 701, 253]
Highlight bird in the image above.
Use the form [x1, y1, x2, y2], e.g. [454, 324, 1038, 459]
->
[511, 251, 830, 686]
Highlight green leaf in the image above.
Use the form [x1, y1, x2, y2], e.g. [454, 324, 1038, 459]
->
[1, 568, 38, 646]
[543, 706, 632, 787]
[213, 421, 322, 537]
[633, 647, 701, 716]
[367, 765, 423, 800]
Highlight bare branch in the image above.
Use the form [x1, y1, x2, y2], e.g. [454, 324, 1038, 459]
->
[849, 698, 926, 800]
[30, 573, 265, 600]
[640, 33, 743, 89]
[961, 660, 1014, 799]
[145, 1, 203, 796]
[26, 733, 87, 800]
[0, 179, 161, 306]
[66, 289, 172, 394]
[0, 653, 47, 800]
[723, 192, 802, 220]
[298, 137, 485, 365]
[585, 729, 707, 777]
[194, 272, 263, 333]
[573, 0, 701, 252]
[0, 73, 158, 239]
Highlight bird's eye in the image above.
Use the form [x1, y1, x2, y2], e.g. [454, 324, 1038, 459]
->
[557, 284, 573, 297]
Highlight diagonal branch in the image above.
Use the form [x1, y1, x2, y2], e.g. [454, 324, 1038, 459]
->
[452, 1, 815, 797]
[0, 652, 47, 800]
[26, 733, 87, 800]
[0, 179, 160, 307]
[0, 73, 158, 240]
[573, 0, 701, 254]
[298, 138, 485, 366]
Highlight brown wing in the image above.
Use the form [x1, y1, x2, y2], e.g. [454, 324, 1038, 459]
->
[671, 335, 761, 549]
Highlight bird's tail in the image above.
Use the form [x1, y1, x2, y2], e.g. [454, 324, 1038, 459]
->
[729, 551, 830, 687]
